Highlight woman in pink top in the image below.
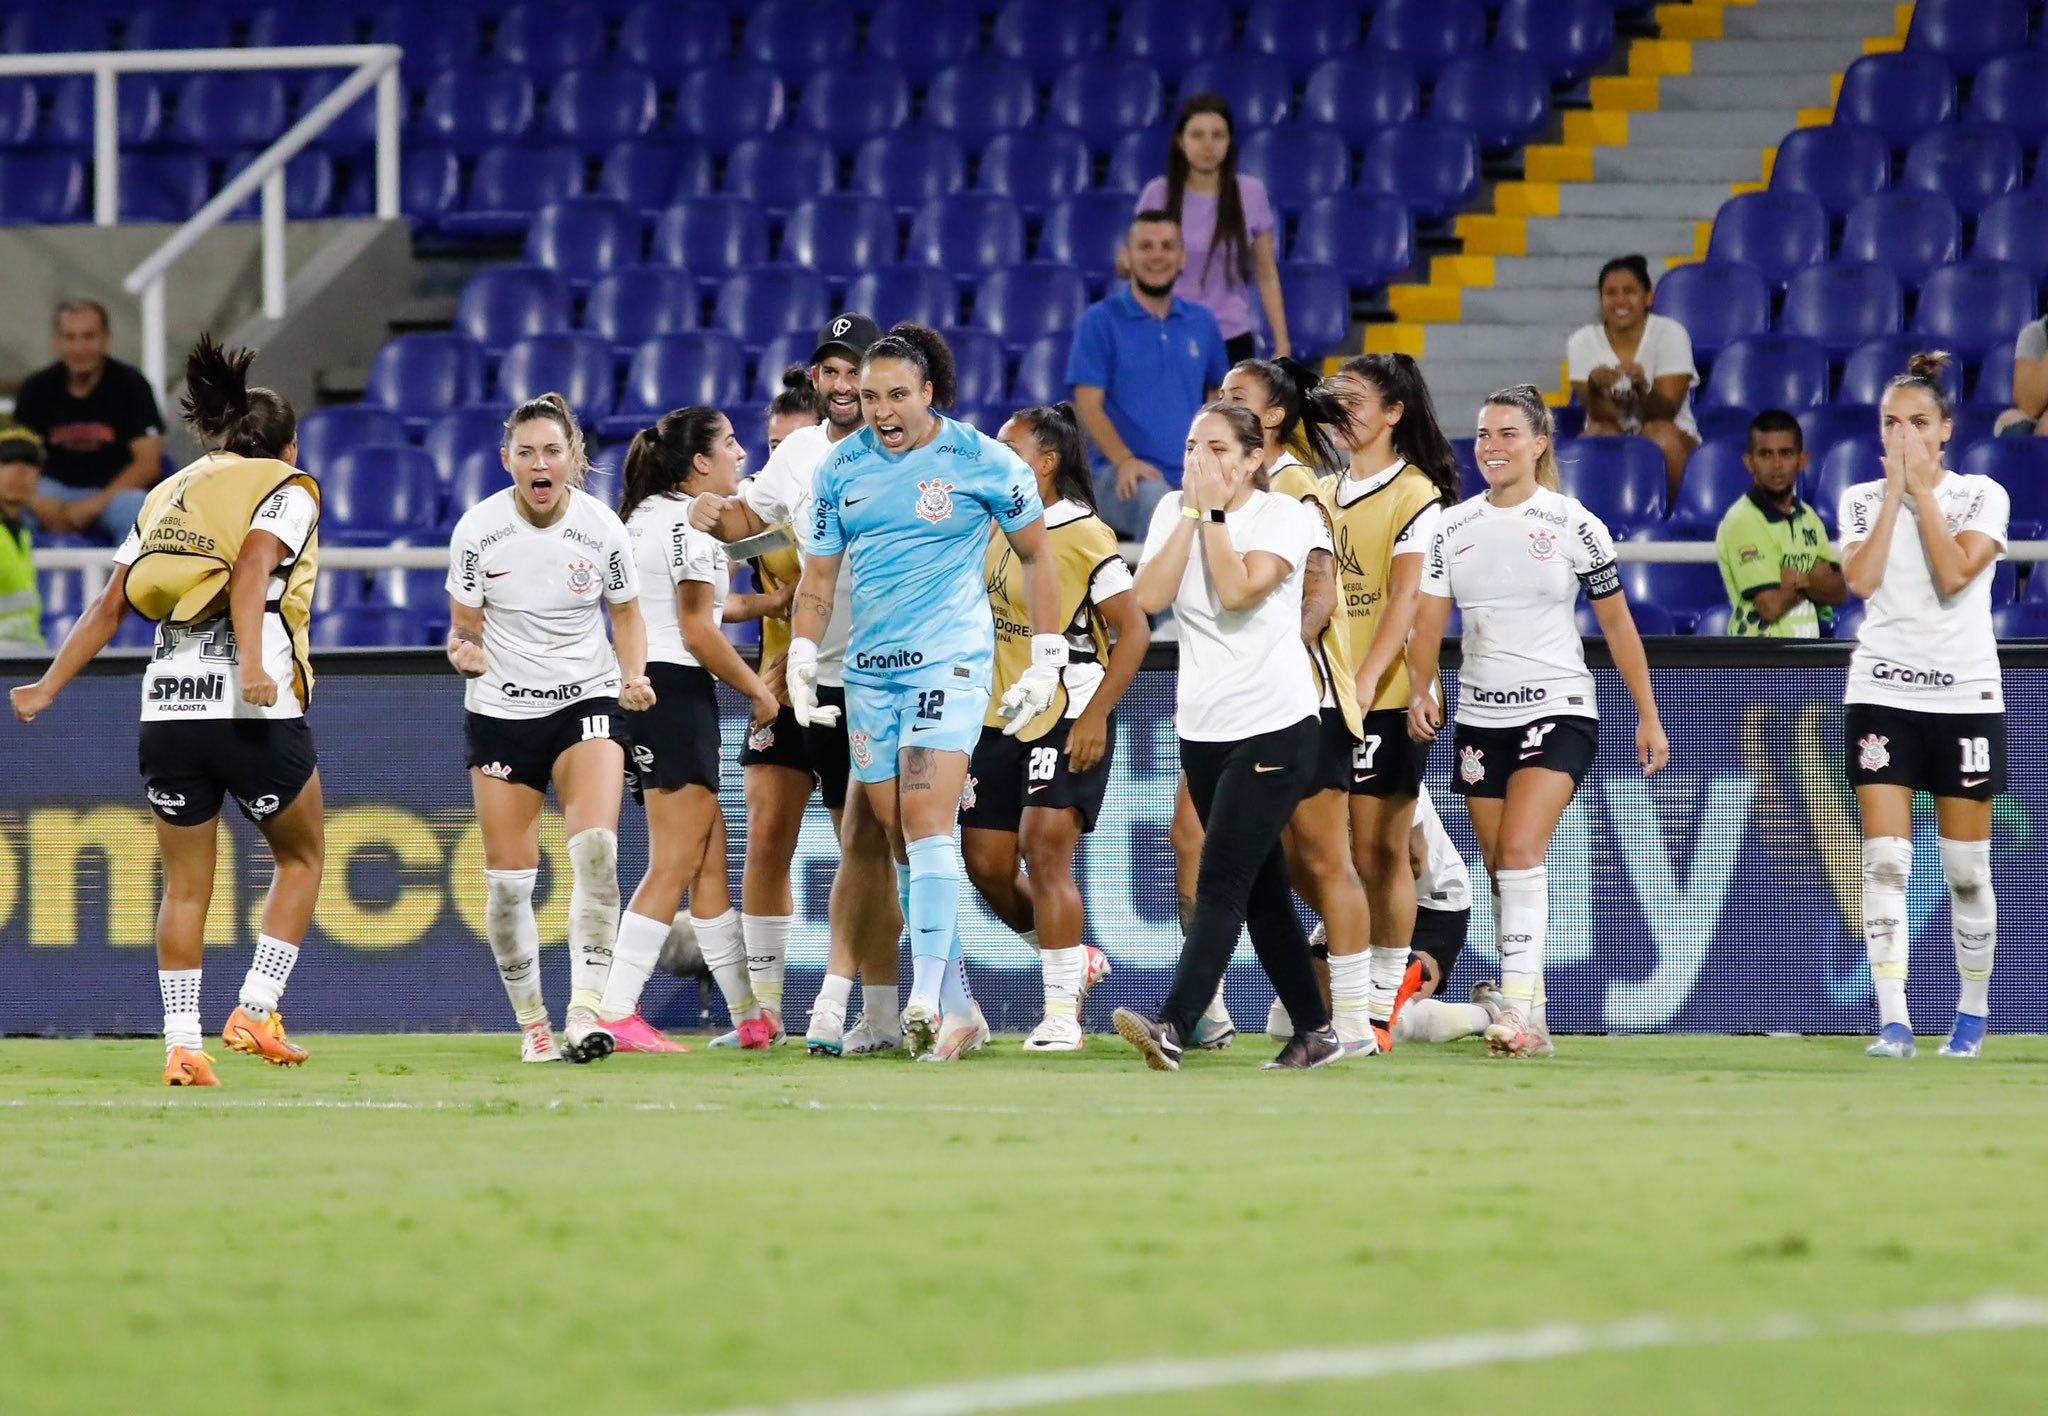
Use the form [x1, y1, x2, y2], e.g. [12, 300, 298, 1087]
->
[1137, 94, 1292, 365]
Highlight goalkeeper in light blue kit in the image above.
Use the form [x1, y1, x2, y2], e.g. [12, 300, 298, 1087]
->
[790, 324, 1064, 1059]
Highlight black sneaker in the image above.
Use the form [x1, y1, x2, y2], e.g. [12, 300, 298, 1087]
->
[1263, 1025, 1342, 1071]
[1113, 1008, 1183, 1072]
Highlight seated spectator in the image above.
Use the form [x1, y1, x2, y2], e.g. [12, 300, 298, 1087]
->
[1568, 254, 1699, 496]
[1994, 314, 2048, 438]
[0, 429, 44, 650]
[1714, 409, 1845, 639]
[13, 299, 164, 543]
[1068, 210, 1229, 536]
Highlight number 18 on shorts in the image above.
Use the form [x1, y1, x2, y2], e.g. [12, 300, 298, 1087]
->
[1844, 703, 2006, 800]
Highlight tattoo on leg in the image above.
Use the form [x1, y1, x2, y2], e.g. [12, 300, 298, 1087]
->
[1178, 893, 1196, 933]
[901, 746, 935, 793]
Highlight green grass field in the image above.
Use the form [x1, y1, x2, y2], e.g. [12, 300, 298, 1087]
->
[4, 1033, 2047, 1416]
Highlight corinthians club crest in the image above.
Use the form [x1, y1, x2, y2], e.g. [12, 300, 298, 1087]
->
[566, 559, 597, 594]
[1527, 530, 1557, 562]
[915, 479, 955, 524]
[1459, 745, 1485, 783]
[1857, 733, 1891, 772]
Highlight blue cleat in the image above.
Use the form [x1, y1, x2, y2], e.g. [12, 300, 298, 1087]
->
[1866, 1022, 1917, 1059]
[1939, 1013, 1987, 1058]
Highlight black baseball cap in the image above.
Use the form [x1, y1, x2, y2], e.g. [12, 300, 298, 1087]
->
[812, 313, 884, 365]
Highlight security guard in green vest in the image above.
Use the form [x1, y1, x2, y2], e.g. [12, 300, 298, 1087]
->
[0, 429, 46, 650]
[1715, 410, 1848, 639]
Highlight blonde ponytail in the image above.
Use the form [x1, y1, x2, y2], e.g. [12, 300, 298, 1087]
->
[1484, 383, 1560, 490]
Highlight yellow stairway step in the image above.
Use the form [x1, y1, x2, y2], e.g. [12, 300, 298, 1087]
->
[1588, 75, 1662, 110]
[1655, 4, 1722, 40]
[1454, 214, 1528, 256]
[1526, 144, 1595, 183]
[1628, 40, 1693, 77]
[1429, 255, 1497, 288]
[1563, 110, 1631, 147]
[1389, 285, 1462, 323]
[1493, 182, 1561, 217]
[1363, 325, 1426, 357]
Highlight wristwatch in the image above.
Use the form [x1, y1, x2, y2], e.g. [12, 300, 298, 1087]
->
[1208, 509, 1227, 523]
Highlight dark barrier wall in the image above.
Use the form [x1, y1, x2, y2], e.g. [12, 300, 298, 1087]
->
[2, 645, 2043, 1035]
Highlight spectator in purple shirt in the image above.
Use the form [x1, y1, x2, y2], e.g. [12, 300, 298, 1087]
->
[1135, 94, 1292, 365]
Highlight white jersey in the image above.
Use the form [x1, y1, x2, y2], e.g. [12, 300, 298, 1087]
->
[741, 419, 853, 685]
[1413, 783, 1472, 914]
[447, 487, 639, 720]
[1139, 489, 1325, 742]
[1048, 497, 1135, 719]
[117, 485, 316, 722]
[626, 490, 727, 669]
[1421, 485, 1618, 728]
[1839, 473, 2007, 714]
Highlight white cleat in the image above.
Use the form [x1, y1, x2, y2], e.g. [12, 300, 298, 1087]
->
[1021, 1013, 1085, 1052]
[1265, 998, 1293, 1041]
[1866, 1022, 1918, 1059]
[561, 1005, 614, 1064]
[843, 1013, 902, 1055]
[902, 1001, 940, 1059]
[923, 1005, 993, 1062]
[1484, 1011, 1553, 1059]
[520, 1020, 562, 1063]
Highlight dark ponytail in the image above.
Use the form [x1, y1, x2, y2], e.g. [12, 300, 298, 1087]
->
[1886, 349, 1955, 426]
[1008, 402, 1095, 510]
[618, 406, 728, 524]
[1335, 353, 1461, 506]
[180, 332, 296, 459]
[862, 322, 957, 411]
[768, 364, 822, 424]
[1596, 253, 1653, 294]
[1230, 355, 1343, 474]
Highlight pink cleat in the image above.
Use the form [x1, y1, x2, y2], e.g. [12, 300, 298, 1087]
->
[735, 1013, 780, 1051]
[601, 1014, 691, 1054]
[1080, 945, 1112, 1007]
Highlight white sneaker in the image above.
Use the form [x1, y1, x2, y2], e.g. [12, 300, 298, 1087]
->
[520, 1020, 562, 1063]
[805, 1007, 847, 1057]
[561, 1005, 614, 1064]
[843, 1013, 901, 1055]
[1265, 998, 1293, 1040]
[1190, 989, 1236, 1050]
[1022, 1013, 1085, 1051]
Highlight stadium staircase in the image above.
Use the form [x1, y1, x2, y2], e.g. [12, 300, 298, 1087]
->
[1377, 0, 1914, 422]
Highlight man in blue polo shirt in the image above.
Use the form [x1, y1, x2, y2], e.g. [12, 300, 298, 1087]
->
[1067, 210, 1230, 536]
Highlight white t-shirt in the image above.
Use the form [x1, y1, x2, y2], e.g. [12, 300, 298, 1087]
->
[1422, 485, 1618, 729]
[1839, 473, 2007, 713]
[740, 418, 853, 686]
[626, 490, 727, 669]
[1413, 783, 1472, 914]
[1566, 312, 1700, 440]
[1139, 489, 1324, 741]
[446, 487, 640, 719]
[117, 485, 317, 721]
[1046, 497, 1136, 719]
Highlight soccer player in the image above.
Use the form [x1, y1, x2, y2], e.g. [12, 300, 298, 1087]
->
[10, 335, 324, 1085]
[445, 394, 654, 1063]
[960, 404, 1148, 1050]
[791, 324, 1062, 1059]
[1839, 353, 2008, 1060]
[1116, 402, 1341, 1072]
[690, 316, 905, 1057]
[1714, 410, 1845, 639]
[596, 408, 783, 1054]
[1407, 385, 1668, 1058]
[1320, 354, 1464, 1050]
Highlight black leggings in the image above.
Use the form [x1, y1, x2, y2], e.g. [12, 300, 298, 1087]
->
[1224, 332, 1257, 366]
[1160, 717, 1329, 1038]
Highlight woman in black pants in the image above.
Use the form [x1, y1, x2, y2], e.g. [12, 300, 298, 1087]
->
[1114, 402, 1341, 1071]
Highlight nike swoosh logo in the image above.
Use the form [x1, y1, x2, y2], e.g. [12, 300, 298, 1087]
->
[1254, 763, 1283, 773]
[485, 570, 510, 578]
[1028, 783, 1050, 793]
[1962, 776, 1989, 787]
[1352, 772, 1375, 783]
[844, 494, 869, 507]
[1519, 750, 1543, 760]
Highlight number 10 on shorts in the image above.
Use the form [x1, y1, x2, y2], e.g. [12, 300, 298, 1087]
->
[581, 714, 610, 742]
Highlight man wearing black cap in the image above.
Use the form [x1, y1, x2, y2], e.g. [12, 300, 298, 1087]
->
[691, 314, 906, 1055]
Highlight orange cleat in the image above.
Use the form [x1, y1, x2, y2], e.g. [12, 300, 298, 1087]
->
[221, 1007, 309, 1067]
[1377, 955, 1428, 1054]
[163, 1048, 220, 1087]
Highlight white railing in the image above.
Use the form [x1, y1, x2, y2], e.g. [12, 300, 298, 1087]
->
[0, 44, 404, 406]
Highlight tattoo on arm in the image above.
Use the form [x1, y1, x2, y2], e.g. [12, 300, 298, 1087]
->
[451, 626, 482, 646]
[798, 590, 833, 620]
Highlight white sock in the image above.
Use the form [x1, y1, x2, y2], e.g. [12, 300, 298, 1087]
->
[743, 913, 793, 1015]
[1020, 928, 1040, 949]
[1862, 837, 1912, 1030]
[238, 933, 299, 1021]
[1204, 984, 1233, 1025]
[1394, 997, 1492, 1045]
[811, 972, 853, 1033]
[1041, 945, 1084, 1019]
[1495, 866, 1547, 1022]
[600, 910, 668, 1022]
[861, 981, 898, 1030]
[566, 828, 620, 1013]
[159, 968, 203, 1055]
[1328, 950, 1371, 1044]
[1940, 837, 1995, 1018]
[1366, 946, 1407, 1024]
[696, 908, 757, 1022]
[485, 868, 548, 1027]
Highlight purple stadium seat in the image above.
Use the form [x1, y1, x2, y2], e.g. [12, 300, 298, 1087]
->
[2, 12, 109, 52]
[544, 65, 659, 157]
[1779, 262, 1902, 356]
[1360, 121, 1481, 222]
[673, 63, 785, 158]
[1957, 439, 2048, 538]
[123, 5, 230, 51]
[713, 265, 832, 353]
[295, 408, 408, 479]
[618, 3, 729, 80]
[751, 332, 815, 401]
[1281, 263, 1352, 361]
[1431, 54, 1552, 157]
[1302, 53, 1421, 149]
[1799, 404, 1880, 468]
[441, 144, 582, 240]
[525, 196, 642, 290]
[247, 7, 357, 49]
[120, 154, 209, 224]
[1972, 191, 2048, 285]
[852, 129, 968, 218]
[1769, 123, 1889, 219]
[1495, 0, 1616, 87]
[392, 149, 463, 228]
[1011, 333, 1071, 405]
[865, 0, 980, 87]
[1990, 605, 2048, 639]
[296, 71, 390, 156]
[976, 129, 1094, 217]
[1238, 122, 1353, 215]
[992, 0, 1108, 87]
[1048, 58, 1165, 151]
[370, 8, 481, 82]
[908, 194, 1028, 286]
[225, 149, 337, 221]
[1664, 440, 1751, 538]
[367, 334, 488, 431]
[741, 0, 858, 85]
[1908, 0, 2029, 78]
[494, 3, 606, 72]
[583, 267, 703, 361]
[0, 78, 36, 147]
[1839, 189, 1962, 287]
[722, 131, 837, 217]
[1106, 127, 1170, 193]
[1650, 262, 1769, 360]
[1705, 191, 1828, 290]
[424, 408, 511, 488]
[844, 264, 961, 329]
[971, 264, 1090, 353]
[0, 155, 87, 225]
[1965, 52, 2048, 150]
[170, 73, 288, 159]
[922, 56, 1039, 151]
[1033, 193, 1128, 291]
[794, 61, 912, 158]
[1901, 122, 2023, 218]
[1291, 191, 1416, 291]
[609, 334, 750, 439]
[781, 194, 901, 283]
[599, 141, 715, 224]
[46, 76, 162, 150]
[321, 447, 441, 548]
[1556, 437, 1667, 533]
[651, 197, 771, 284]
[1115, 0, 1233, 82]
[1616, 563, 1726, 626]
[1366, 0, 1487, 83]
[1835, 52, 1957, 151]
[1699, 335, 1830, 413]
[312, 608, 421, 648]
[1913, 260, 2038, 345]
[421, 65, 537, 159]
[1177, 56, 1295, 130]
[497, 332, 617, 421]
[1244, 0, 1362, 80]
[1840, 335, 1965, 407]
[456, 266, 573, 359]
[1578, 600, 1678, 637]
[1975, 340, 2016, 407]
[942, 327, 1010, 407]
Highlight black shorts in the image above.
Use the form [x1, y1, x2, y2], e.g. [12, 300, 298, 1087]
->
[958, 716, 1115, 834]
[138, 717, 318, 827]
[466, 696, 625, 793]
[1452, 715, 1598, 799]
[1349, 707, 1431, 798]
[740, 704, 811, 774]
[740, 688, 850, 812]
[623, 663, 721, 799]
[1308, 707, 1356, 794]
[1844, 702, 2007, 800]
[1412, 905, 1472, 989]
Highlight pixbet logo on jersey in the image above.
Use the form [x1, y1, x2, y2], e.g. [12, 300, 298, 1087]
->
[915, 480, 955, 523]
